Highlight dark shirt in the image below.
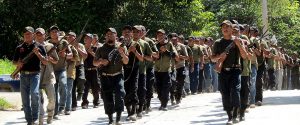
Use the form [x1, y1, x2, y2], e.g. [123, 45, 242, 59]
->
[124, 41, 142, 69]
[84, 46, 97, 68]
[95, 43, 126, 74]
[213, 38, 241, 68]
[13, 41, 46, 72]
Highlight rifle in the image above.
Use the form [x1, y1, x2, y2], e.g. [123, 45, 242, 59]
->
[213, 41, 235, 73]
[40, 45, 58, 84]
[10, 42, 40, 79]
[62, 18, 90, 64]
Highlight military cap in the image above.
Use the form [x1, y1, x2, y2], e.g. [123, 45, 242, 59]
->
[85, 33, 93, 38]
[68, 31, 76, 37]
[122, 25, 132, 31]
[133, 25, 142, 31]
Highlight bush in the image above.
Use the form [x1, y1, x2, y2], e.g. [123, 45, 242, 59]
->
[0, 59, 15, 75]
[0, 97, 14, 110]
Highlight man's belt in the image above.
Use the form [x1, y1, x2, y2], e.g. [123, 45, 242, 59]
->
[101, 72, 122, 76]
[20, 71, 39, 75]
[86, 67, 97, 71]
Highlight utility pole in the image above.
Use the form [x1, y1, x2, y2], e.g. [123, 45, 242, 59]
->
[262, 0, 269, 35]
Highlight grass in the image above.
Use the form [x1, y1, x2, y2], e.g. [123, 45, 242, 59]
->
[0, 58, 15, 75]
[0, 97, 14, 110]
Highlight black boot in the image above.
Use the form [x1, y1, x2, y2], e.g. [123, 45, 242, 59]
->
[129, 105, 137, 121]
[116, 112, 122, 125]
[232, 107, 239, 123]
[226, 110, 233, 125]
[137, 105, 143, 118]
[108, 114, 113, 125]
[239, 109, 245, 121]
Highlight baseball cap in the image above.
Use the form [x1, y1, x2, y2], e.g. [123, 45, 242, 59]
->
[133, 25, 142, 31]
[68, 31, 76, 37]
[122, 25, 132, 31]
[220, 20, 232, 27]
[85, 33, 93, 38]
[106, 27, 117, 34]
[157, 29, 165, 34]
[49, 25, 59, 31]
[35, 28, 45, 34]
[24, 26, 34, 33]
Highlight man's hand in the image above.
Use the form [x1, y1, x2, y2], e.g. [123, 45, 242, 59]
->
[17, 61, 23, 69]
[128, 46, 137, 53]
[99, 58, 109, 66]
[58, 51, 66, 57]
[160, 46, 167, 52]
[33, 47, 40, 56]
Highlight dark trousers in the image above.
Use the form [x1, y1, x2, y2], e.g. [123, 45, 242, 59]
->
[267, 68, 276, 89]
[219, 69, 241, 112]
[170, 67, 186, 102]
[255, 64, 265, 102]
[124, 67, 139, 106]
[137, 73, 146, 113]
[72, 65, 85, 108]
[240, 76, 249, 110]
[189, 63, 199, 93]
[198, 68, 204, 93]
[145, 68, 155, 109]
[155, 71, 171, 108]
[101, 74, 125, 115]
[82, 69, 100, 106]
[291, 74, 299, 89]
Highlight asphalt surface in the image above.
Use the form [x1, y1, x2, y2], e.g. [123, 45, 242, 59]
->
[0, 90, 299, 125]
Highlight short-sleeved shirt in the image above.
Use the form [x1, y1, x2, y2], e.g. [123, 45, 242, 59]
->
[257, 39, 269, 66]
[49, 39, 71, 71]
[67, 45, 79, 79]
[144, 37, 158, 69]
[123, 40, 143, 69]
[154, 41, 178, 72]
[174, 42, 188, 68]
[213, 38, 241, 68]
[201, 44, 210, 64]
[95, 43, 128, 74]
[189, 44, 203, 63]
[138, 39, 153, 74]
[13, 41, 46, 72]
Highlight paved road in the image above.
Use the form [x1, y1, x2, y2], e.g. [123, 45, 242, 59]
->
[0, 90, 299, 125]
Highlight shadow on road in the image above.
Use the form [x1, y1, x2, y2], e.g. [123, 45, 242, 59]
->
[263, 96, 300, 105]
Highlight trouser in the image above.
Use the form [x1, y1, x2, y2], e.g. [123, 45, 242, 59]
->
[170, 67, 186, 102]
[282, 67, 288, 90]
[240, 76, 249, 110]
[267, 68, 276, 89]
[137, 73, 146, 113]
[39, 83, 55, 119]
[82, 69, 100, 106]
[124, 66, 139, 116]
[189, 63, 199, 93]
[211, 63, 219, 92]
[54, 70, 67, 115]
[72, 65, 86, 108]
[20, 73, 40, 124]
[65, 78, 74, 111]
[202, 63, 212, 92]
[198, 68, 204, 93]
[291, 74, 299, 89]
[100, 74, 126, 115]
[184, 66, 191, 93]
[219, 69, 241, 112]
[249, 64, 257, 104]
[255, 64, 265, 102]
[145, 67, 155, 109]
[155, 71, 171, 108]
